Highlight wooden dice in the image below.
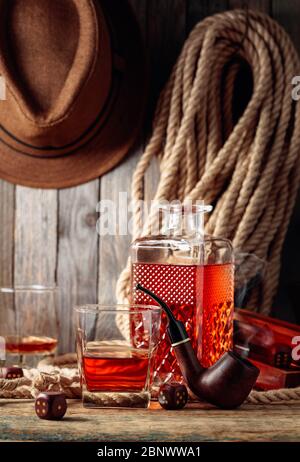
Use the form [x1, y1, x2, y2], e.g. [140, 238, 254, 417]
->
[158, 382, 188, 410]
[35, 392, 67, 420]
[0, 367, 23, 379]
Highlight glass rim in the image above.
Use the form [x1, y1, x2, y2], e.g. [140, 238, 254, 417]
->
[74, 304, 161, 314]
[0, 284, 59, 294]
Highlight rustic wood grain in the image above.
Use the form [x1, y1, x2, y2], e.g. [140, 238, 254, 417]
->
[96, 0, 146, 308]
[272, 0, 300, 54]
[269, 0, 300, 323]
[57, 181, 99, 353]
[0, 181, 14, 288]
[0, 181, 15, 336]
[14, 188, 57, 285]
[187, 0, 228, 31]
[98, 153, 139, 305]
[146, 0, 186, 110]
[229, 0, 271, 11]
[0, 399, 300, 442]
[143, 0, 186, 224]
[14, 188, 58, 346]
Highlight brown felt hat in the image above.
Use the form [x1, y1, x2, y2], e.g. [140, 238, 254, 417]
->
[0, 0, 146, 188]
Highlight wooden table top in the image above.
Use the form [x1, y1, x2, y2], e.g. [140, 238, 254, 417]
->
[1, 399, 300, 442]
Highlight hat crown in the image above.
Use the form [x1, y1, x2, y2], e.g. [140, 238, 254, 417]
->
[7, 0, 80, 116]
[0, 0, 108, 126]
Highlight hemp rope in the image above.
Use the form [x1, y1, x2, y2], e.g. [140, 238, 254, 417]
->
[1, 362, 300, 405]
[246, 387, 300, 404]
[0, 366, 81, 399]
[116, 9, 300, 314]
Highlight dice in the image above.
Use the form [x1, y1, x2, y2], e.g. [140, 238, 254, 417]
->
[0, 367, 23, 379]
[35, 392, 67, 420]
[274, 344, 292, 369]
[158, 382, 188, 410]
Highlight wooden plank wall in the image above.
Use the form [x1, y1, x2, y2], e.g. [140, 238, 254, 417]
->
[0, 0, 299, 353]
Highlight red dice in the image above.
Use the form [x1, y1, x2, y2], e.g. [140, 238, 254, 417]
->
[158, 382, 188, 410]
[0, 367, 23, 379]
[35, 392, 67, 420]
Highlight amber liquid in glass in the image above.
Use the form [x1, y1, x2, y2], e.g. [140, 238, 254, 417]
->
[83, 347, 149, 392]
[132, 261, 234, 381]
[200, 263, 234, 367]
[5, 335, 58, 355]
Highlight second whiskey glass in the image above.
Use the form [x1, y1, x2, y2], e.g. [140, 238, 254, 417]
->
[0, 285, 59, 367]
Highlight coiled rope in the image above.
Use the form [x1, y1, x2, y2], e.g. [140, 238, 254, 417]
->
[116, 9, 300, 314]
[2, 364, 300, 405]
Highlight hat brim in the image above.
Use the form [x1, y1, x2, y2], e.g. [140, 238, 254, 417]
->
[0, 0, 146, 189]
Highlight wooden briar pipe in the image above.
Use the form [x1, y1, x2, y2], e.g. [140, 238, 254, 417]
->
[136, 284, 259, 409]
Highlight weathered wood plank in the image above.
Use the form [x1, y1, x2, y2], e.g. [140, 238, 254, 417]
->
[97, 0, 187, 308]
[1, 399, 300, 442]
[97, 1, 147, 306]
[270, 0, 300, 323]
[57, 181, 99, 353]
[0, 181, 14, 288]
[14, 188, 58, 346]
[98, 154, 139, 305]
[14, 188, 57, 285]
[229, 0, 271, 12]
[272, 0, 300, 55]
[187, 0, 228, 32]
[0, 181, 15, 338]
[146, 0, 187, 110]
[144, 0, 187, 215]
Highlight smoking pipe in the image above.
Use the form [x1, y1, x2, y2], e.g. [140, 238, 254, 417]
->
[136, 284, 259, 409]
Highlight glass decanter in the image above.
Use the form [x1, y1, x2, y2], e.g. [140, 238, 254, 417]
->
[130, 203, 234, 386]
